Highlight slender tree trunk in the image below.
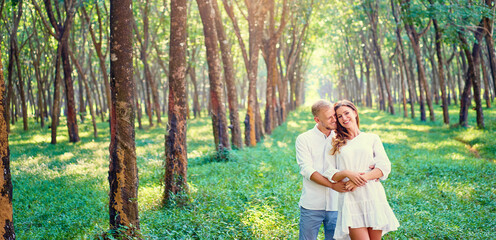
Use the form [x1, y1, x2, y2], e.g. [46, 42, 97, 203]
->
[109, 0, 140, 234]
[402, 0, 434, 121]
[70, 49, 98, 138]
[188, 51, 201, 118]
[82, 6, 112, 119]
[481, 48, 492, 108]
[458, 21, 485, 128]
[366, 1, 394, 114]
[8, 0, 25, 131]
[223, 0, 267, 146]
[137, 1, 162, 125]
[51, 46, 63, 144]
[164, 0, 188, 205]
[212, 0, 242, 149]
[483, 16, 496, 99]
[433, 18, 449, 124]
[196, 0, 230, 151]
[61, 32, 80, 142]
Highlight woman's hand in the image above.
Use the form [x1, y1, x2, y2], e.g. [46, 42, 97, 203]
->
[345, 181, 358, 191]
[345, 170, 367, 186]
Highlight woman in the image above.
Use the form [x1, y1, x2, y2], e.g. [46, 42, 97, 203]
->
[323, 100, 399, 240]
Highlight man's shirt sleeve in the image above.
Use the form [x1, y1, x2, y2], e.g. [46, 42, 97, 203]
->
[295, 135, 316, 180]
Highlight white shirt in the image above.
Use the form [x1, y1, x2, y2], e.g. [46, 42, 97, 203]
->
[295, 124, 339, 211]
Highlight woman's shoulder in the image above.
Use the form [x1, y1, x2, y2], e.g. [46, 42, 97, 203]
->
[360, 132, 381, 140]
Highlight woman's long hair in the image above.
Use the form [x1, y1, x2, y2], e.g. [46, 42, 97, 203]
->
[330, 100, 360, 155]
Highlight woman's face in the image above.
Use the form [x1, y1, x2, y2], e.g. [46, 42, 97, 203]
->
[336, 105, 358, 130]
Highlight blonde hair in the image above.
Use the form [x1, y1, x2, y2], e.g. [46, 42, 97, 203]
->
[331, 100, 360, 155]
[311, 100, 332, 117]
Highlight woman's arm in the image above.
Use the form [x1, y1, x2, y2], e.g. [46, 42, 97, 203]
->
[361, 168, 384, 181]
[332, 170, 367, 186]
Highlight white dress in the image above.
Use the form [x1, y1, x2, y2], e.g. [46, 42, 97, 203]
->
[324, 132, 399, 240]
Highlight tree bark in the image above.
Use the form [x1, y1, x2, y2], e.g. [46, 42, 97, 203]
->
[0, 36, 16, 240]
[196, 0, 230, 151]
[109, 0, 140, 234]
[164, 0, 188, 204]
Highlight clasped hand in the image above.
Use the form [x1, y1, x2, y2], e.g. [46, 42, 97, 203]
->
[345, 171, 367, 191]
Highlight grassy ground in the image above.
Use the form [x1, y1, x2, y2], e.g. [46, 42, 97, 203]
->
[9, 103, 496, 239]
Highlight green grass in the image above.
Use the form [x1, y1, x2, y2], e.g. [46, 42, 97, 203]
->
[8, 102, 496, 239]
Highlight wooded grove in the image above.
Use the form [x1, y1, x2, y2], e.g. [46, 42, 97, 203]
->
[1, 0, 495, 238]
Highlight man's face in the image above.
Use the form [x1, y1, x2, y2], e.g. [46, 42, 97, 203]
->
[315, 107, 337, 131]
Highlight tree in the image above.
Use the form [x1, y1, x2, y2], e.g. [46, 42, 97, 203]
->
[223, 0, 268, 146]
[401, 0, 435, 122]
[81, 3, 112, 119]
[108, 0, 140, 234]
[363, 0, 395, 114]
[432, 15, 450, 124]
[212, 0, 243, 149]
[262, 0, 288, 134]
[196, 0, 231, 151]
[33, 0, 80, 143]
[135, 0, 162, 126]
[164, 0, 189, 204]
[0, 20, 16, 238]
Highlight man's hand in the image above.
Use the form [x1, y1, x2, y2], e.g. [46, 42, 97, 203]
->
[332, 181, 349, 193]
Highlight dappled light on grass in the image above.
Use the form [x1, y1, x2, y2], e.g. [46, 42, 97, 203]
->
[9, 105, 496, 239]
[436, 180, 475, 201]
[242, 204, 291, 237]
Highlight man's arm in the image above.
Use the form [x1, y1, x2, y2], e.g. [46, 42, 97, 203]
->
[310, 171, 348, 193]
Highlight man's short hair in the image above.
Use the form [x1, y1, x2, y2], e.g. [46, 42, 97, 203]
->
[311, 100, 332, 117]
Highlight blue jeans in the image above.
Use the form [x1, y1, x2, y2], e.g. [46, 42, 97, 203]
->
[299, 206, 338, 240]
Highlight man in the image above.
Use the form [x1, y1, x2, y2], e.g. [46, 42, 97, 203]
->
[295, 99, 348, 240]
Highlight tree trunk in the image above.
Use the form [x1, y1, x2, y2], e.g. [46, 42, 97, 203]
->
[367, 6, 394, 114]
[483, 15, 496, 100]
[109, 0, 140, 234]
[51, 46, 63, 144]
[69, 49, 98, 138]
[164, 0, 188, 205]
[481, 48, 492, 108]
[8, 0, 25, 131]
[433, 18, 449, 124]
[137, 1, 162, 125]
[391, 0, 415, 118]
[402, 0, 434, 121]
[0, 37, 16, 240]
[223, 0, 267, 146]
[212, 0, 242, 149]
[188, 49, 201, 118]
[458, 21, 485, 128]
[82, 6, 112, 119]
[196, 0, 230, 151]
[61, 31, 80, 142]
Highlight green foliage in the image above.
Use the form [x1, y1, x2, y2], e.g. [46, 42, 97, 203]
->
[9, 103, 496, 239]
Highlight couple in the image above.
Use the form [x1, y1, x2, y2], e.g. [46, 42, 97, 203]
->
[295, 99, 399, 240]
